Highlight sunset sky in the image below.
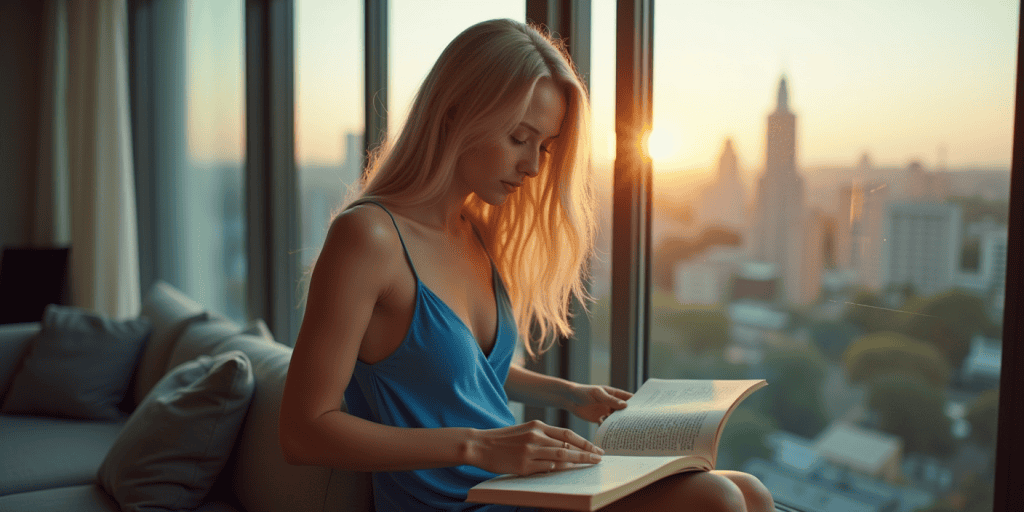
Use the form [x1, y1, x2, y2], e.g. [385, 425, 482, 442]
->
[187, 0, 1019, 174]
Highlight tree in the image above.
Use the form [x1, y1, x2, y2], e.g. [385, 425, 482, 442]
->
[716, 407, 777, 470]
[867, 374, 955, 457]
[650, 291, 731, 356]
[758, 345, 829, 438]
[842, 290, 894, 334]
[902, 290, 992, 369]
[808, 320, 860, 362]
[843, 331, 952, 389]
[966, 389, 999, 448]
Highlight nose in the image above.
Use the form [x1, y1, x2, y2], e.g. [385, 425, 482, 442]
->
[520, 149, 541, 178]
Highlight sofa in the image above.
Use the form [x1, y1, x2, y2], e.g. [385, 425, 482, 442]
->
[0, 281, 373, 512]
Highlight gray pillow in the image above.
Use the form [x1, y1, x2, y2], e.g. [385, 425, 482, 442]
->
[0, 305, 151, 420]
[98, 350, 255, 512]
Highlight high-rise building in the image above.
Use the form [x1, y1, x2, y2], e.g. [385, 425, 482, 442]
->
[696, 138, 747, 233]
[880, 202, 963, 297]
[751, 76, 806, 304]
[836, 157, 891, 291]
[905, 161, 950, 201]
[979, 228, 1008, 319]
[799, 208, 829, 304]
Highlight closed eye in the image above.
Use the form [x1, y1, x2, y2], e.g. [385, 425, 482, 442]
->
[511, 136, 528, 145]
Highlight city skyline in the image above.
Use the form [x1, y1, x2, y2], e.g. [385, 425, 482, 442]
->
[185, 0, 1019, 173]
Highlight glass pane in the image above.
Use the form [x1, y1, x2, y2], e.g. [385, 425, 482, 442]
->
[162, 0, 246, 321]
[586, 0, 616, 440]
[649, 1, 1015, 510]
[295, 0, 364, 338]
[388, 0, 526, 141]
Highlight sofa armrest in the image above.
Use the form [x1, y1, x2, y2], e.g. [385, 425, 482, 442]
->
[0, 322, 41, 401]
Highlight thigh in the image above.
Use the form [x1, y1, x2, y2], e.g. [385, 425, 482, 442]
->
[595, 471, 746, 512]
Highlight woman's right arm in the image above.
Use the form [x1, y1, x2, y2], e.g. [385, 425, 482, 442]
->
[278, 207, 602, 475]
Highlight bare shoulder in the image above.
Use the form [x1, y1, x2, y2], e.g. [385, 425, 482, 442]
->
[317, 204, 401, 279]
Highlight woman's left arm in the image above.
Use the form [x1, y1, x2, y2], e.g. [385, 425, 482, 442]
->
[505, 364, 634, 423]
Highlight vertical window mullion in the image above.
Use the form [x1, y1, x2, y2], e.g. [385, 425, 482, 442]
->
[365, 0, 387, 167]
[245, 0, 297, 340]
[610, 0, 653, 393]
[993, 2, 1024, 508]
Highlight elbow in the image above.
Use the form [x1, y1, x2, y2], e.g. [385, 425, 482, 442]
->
[278, 416, 309, 466]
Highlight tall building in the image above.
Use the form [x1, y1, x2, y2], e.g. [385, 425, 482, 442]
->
[836, 157, 891, 291]
[880, 202, 963, 297]
[906, 161, 950, 201]
[751, 76, 806, 304]
[799, 208, 828, 304]
[696, 138, 747, 232]
[979, 228, 1008, 319]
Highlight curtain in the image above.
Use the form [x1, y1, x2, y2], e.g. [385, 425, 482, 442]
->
[35, 0, 141, 319]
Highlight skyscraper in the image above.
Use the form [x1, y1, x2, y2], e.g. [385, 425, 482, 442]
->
[880, 202, 963, 297]
[751, 76, 806, 304]
[696, 138, 747, 233]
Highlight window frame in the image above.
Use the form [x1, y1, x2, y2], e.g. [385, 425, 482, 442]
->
[129, 0, 1024, 507]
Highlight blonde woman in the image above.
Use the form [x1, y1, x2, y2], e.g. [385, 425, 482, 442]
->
[279, 19, 774, 512]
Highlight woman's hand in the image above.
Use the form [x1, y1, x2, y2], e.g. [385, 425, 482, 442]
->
[562, 384, 633, 424]
[465, 420, 604, 476]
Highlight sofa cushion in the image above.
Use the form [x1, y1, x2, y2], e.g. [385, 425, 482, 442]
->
[167, 318, 272, 374]
[0, 484, 243, 512]
[131, 281, 208, 407]
[1, 305, 150, 420]
[97, 350, 255, 512]
[212, 334, 372, 512]
[0, 415, 126, 496]
[0, 322, 39, 401]
[0, 484, 120, 512]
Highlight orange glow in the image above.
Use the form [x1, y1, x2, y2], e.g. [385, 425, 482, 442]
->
[645, 127, 680, 166]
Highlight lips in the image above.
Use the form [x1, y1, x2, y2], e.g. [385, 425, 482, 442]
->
[502, 181, 522, 193]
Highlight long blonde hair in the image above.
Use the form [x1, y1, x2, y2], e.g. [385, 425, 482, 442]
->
[350, 19, 595, 358]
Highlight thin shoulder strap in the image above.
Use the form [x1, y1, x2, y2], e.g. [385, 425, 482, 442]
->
[466, 219, 496, 270]
[350, 200, 419, 282]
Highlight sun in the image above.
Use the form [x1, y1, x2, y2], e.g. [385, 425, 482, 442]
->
[644, 127, 679, 165]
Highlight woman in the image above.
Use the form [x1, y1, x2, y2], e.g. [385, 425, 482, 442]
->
[279, 18, 774, 512]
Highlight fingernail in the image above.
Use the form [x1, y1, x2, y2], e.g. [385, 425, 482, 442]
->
[596, 446, 605, 455]
[590, 453, 602, 462]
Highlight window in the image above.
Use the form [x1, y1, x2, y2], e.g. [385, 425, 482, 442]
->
[139, 0, 247, 322]
[649, 1, 1015, 510]
[388, 0, 525, 139]
[585, 0, 617, 441]
[294, 0, 364, 323]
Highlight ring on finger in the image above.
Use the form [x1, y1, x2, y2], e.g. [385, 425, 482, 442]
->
[564, 441, 570, 450]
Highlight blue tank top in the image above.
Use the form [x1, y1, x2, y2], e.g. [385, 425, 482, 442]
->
[343, 201, 537, 512]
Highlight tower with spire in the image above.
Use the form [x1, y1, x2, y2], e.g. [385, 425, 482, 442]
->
[696, 138, 747, 232]
[750, 76, 807, 304]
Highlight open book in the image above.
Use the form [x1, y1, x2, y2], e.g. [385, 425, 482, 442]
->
[467, 378, 767, 511]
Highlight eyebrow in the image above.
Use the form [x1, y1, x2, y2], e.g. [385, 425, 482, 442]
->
[519, 122, 560, 139]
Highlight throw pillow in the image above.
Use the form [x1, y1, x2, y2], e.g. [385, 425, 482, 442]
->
[1, 305, 151, 420]
[97, 350, 256, 512]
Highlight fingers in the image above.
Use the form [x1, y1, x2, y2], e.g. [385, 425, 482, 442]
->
[534, 445, 603, 466]
[602, 385, 634, 404]
[539, 423, 603, 454]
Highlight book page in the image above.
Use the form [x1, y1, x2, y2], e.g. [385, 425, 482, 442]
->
[468, 455, 693, 496]
[593, 379, 765, 459]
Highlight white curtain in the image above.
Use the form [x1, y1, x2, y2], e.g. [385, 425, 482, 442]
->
[35, 0, 140, 319]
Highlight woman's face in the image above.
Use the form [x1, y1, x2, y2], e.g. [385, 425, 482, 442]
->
[454, 77, 567, 205]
